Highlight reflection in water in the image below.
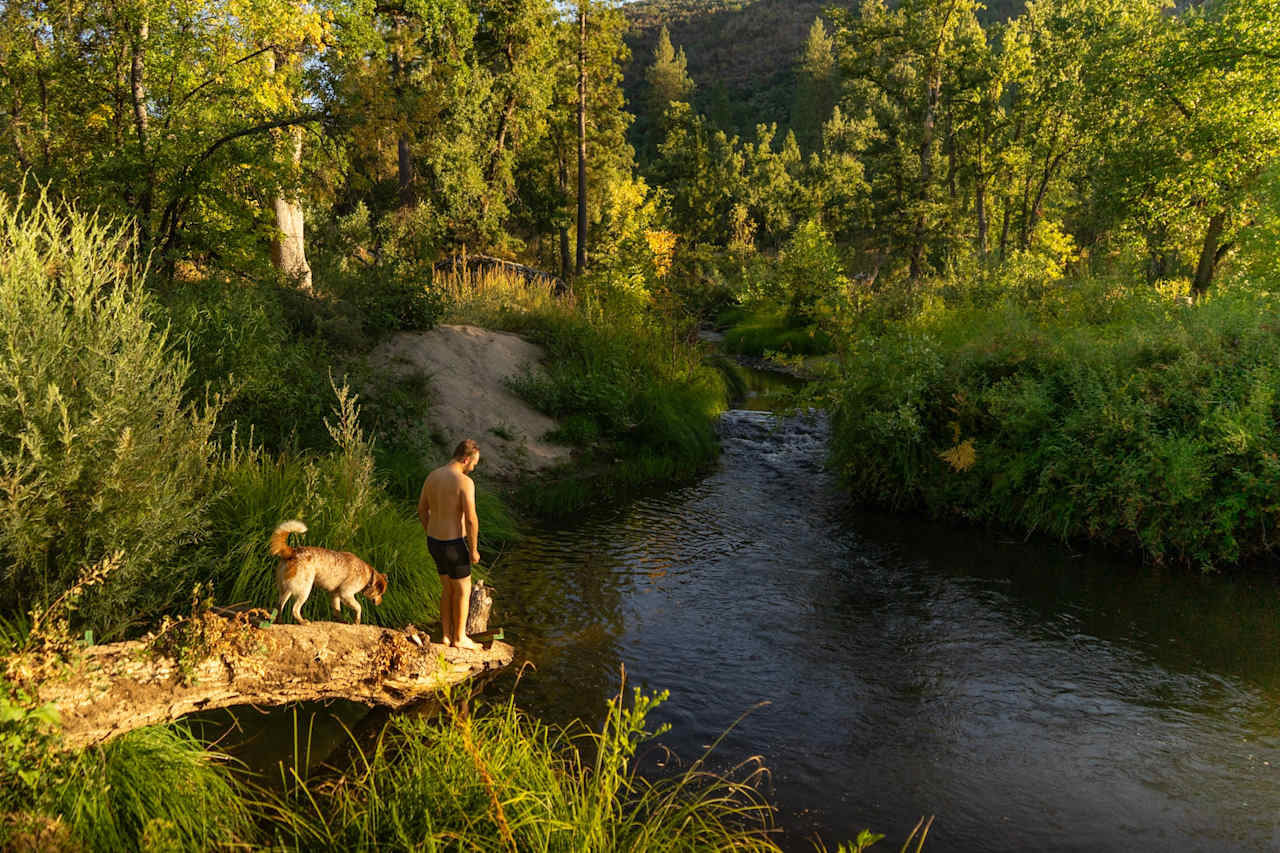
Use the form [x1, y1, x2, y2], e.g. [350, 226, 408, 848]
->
[492, 408, 1280, 852]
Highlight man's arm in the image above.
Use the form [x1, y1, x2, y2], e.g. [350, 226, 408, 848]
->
[417, 479, 431, 534]
[462, 478, 480, 563]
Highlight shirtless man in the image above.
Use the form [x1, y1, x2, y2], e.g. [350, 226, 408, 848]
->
[418, 439, 482, 650]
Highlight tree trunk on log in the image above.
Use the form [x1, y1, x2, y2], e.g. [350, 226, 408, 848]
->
[29, 615, 513, 750]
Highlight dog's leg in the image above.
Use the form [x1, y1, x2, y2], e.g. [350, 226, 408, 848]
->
[292, 578, 314, 624]
[330, 592, 343, 622]
[274, 589, 292, 623]
[340, 591, 363, 625]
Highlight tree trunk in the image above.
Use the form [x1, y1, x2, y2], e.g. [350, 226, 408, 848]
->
[575, 3, 588, 277]
[393, 18, 412, 208]
[558, 147, 571, 280]
[975, 170, 988, 261]
[398, 134, 413, 207]
[1192, 209, 1226, 296]
[27, 615, 514, 750]
[129, 7, 152, 246]
[998, 194, 1011, 261]
[271, 125, 313, 291]
[265, 49, 312, 290]
[910, 64, 942, 283]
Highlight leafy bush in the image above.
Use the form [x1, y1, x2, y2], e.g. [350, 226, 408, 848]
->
[0, 193, 218, 634]
[830, 276, 1280, 567]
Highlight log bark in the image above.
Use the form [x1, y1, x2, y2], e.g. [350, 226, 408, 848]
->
[29, 615, 513, 750]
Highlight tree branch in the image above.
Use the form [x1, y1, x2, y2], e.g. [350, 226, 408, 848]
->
[157, 112, 325, 257]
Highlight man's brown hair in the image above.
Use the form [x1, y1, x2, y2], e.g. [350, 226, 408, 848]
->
[452, 438, 480, 461]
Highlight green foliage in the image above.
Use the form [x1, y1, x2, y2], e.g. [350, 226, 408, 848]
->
[0, 194, 218, 636]
[0, 683, 64, 805]
[792, 17, 840, 155]
[277, 683, 781, 852]
[497, 299, 726, 516]
[0, 0, 326, 266]
[830, 276, 1280, 567]
[721, 306, 833, 358]
[162, 277, 335, 451]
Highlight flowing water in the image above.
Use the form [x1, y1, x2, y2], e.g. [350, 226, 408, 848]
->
[484, 397, 1280, 851]
[195, 374, 1280, 850]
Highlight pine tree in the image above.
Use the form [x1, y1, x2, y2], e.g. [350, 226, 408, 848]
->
[792, 17, 839, 155]
[642, 25, 694, 157]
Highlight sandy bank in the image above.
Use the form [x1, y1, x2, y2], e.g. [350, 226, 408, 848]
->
[368, 324, 571, 480]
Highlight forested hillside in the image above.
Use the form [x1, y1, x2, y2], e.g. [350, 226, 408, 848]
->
[622, 0, 1027, 140]
[623, 0, 835, 135]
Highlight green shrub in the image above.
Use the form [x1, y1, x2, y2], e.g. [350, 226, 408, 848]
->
[830, 276, 1280, 567]
[0, 193, 218, 636]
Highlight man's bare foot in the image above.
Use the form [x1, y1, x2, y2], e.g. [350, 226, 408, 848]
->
[453, 635, 481, 651]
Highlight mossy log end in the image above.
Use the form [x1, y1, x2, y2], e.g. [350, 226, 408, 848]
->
[33, 617, 514, 750]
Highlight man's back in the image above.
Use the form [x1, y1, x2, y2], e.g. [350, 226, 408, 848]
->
[421, 465, 470, 540]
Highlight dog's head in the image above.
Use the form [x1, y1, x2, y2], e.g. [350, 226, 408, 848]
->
[364, 571, 388, 606]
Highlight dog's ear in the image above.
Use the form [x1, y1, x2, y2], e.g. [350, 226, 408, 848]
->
[375, 573, 388, 596]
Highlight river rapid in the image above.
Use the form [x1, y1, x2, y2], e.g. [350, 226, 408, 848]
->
[490, 403, 1280, 851]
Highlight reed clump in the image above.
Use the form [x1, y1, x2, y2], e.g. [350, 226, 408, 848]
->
[270, 679, 783, 852]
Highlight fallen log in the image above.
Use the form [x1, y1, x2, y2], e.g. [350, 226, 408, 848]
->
[28, 614, 514, 750]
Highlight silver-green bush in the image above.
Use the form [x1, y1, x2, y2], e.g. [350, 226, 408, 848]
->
[0, 192, 217, 635]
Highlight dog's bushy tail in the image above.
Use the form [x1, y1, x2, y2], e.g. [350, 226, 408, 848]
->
[270, 520, 307, 559]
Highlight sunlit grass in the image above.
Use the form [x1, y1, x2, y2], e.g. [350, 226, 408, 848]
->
[436, 264, 572, 328]
[268, 677, 785, 852]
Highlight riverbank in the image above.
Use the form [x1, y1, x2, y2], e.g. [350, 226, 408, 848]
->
[0, 201, 780, 851]
[826, 275, 1280, 570]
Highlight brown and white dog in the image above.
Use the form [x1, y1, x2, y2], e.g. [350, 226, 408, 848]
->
[268, 520, 388, 625]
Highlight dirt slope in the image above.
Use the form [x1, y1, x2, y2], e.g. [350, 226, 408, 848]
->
[368, 324, 571, 480]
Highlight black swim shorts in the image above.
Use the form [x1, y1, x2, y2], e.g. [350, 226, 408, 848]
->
[428, 536, 472, 580]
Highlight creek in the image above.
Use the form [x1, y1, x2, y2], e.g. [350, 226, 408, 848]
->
[484, 376, 1280, 851]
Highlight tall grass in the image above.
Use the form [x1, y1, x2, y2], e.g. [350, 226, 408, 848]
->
[720, 305, 834, 358]
[271, 679, 782, 852]
[200, 385, 447, 627]
[434, 264, 569, 330]
[0, 722, 253, 853]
